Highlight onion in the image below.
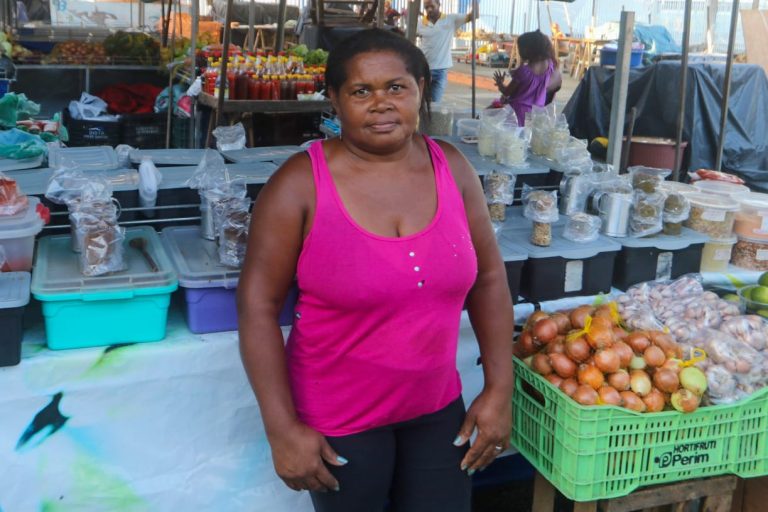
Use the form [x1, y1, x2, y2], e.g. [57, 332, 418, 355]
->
[578, 364, 605, 390]
[607, 369, 630, 391]
[679, 367, 708, 396]
[549, 353, 577, 379]
[531, 353, 553, 376]
[550, 312, 572, 334]
[569, 306, 594, 330]
[626, 332, 651, 353]
[671, 388, 700, 413]
[546, 374, 564, 387]
[649, 331, 682, 359]
[653, 369, 680, 393]
[593, 305, 614, 323]
[629, 355, 647, 370]
[630, 370, 652, 397]
[587, 325, 614, 350]
[643, 388, 666, 413]
[598, 385, 622, 406]
[573, 384, 599, 406]
[565, 337, 591, 363]
[643, 345, 666, 368]
[594, 348, 621, 374]
[613, 326, 628, 340]
[661, 358, 683, 374]
[515, 331, 537, 358]
[612, 341, 634, 368]
[526, 310, 550, 330]
[532, 318, 559, 345]
[546, 341, 566, 355]
[559, 378, 579, 397]
[620, 391, 647, 412]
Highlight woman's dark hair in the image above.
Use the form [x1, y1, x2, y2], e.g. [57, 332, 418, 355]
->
[325, 28, 432, 119]
[517, 30, 559, 69]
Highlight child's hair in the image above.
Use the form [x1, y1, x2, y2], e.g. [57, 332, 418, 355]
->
[325, 28, 431, 119]
[517, 30, 559, 69]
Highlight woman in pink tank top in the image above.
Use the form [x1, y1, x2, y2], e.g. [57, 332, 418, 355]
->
[238, 29, 514, 512]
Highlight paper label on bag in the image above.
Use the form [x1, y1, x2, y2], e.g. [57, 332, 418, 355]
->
[757, 250, 768, 261]
[656, 252, 673, 281]
[702, 209, 726, 222]
[564, 260, 584, 293]
[714, 248, 731, 261]
[760, 214, 768, 233]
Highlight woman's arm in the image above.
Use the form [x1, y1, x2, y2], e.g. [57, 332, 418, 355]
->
[437, 141, 515, 473]
[546, 67, 562, 105]
[492, 70, 519, 98]
[237, 153, 345, 492]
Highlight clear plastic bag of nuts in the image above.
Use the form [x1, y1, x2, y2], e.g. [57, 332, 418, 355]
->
[484, 171, 516, 222]
[522, 187, 558, 246]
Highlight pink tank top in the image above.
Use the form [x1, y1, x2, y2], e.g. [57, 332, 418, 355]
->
[286, 137, 478, 436]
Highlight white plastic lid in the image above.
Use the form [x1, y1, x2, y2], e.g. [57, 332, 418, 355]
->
[737, 192, 768, 211]
[0, 197, 44, 240]
[659, 181, 697, 195]
[735, 234, 768, 245]
[686, 192, 740, 212]
[705, 236, 738, 245]
[160, 225, 240, 289]
[0, 271, 31, 309]
[693, 180, 750, 198]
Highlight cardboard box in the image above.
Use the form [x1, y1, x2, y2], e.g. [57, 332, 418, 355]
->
[732, 477, 768, 512]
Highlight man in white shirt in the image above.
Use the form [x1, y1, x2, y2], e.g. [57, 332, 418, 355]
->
[417, 0, 476, 103]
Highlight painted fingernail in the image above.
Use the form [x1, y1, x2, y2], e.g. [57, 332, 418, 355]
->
[453, 435, 463, 446]
[337, 456, 349, 465]
[468, 468, 476, 476]
[334, 484, 340, 492]
[460, 463, 468, 471]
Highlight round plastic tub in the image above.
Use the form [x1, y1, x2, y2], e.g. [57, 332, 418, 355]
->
[734, 192, 768, 241]
[456, 118, 480, 139]
[0, 197, 45, 271]
[730, 235, 768, 271]
[684, 192, 739, 239]
[659, 180, 697, 195]
[700, 236, 737, 272]
[693, 180, 750, 199]
[737, 284, 768, 315]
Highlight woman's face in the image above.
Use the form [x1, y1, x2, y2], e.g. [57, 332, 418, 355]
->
[330, 51, 424, 153]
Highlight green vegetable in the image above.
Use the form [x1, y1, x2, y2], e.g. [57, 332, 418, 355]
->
[305, 48, 328, 66]
[288, 44, 309, 59]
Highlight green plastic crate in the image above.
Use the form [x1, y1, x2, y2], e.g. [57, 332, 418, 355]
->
[511, 357, 768, 502]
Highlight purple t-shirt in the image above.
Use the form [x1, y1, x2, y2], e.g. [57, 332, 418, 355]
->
[508, 61, 554, 126]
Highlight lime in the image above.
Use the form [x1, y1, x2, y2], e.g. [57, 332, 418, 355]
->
[722, 293, 740, 303]
[759, 272, 768, 287]
[741, 286, 753, 300]
[750, 285, 768, 305]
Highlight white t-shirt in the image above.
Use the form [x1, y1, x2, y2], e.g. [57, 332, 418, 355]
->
[417, 13, 468, 71]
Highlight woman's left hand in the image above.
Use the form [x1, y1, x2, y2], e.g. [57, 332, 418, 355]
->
[492, 70, 506, 88]
[453, 388, 512, 474]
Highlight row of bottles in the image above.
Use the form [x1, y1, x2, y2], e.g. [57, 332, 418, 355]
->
[201, 52, 325, 100]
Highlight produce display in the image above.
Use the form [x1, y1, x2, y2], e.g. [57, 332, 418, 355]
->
[103, 32, 161, 65]
[515, 302, 710, 413]
[46, 41, 108, 65]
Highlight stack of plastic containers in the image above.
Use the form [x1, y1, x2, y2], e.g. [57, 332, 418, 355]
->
[161, 225, 296, 333]
[499, 229, 621, 302]
[732, 192, 768, 270]
[683, 192, 740, 272]
[0, 197, 46, 271]
[31, 226, 178, 350]
[0, 272, 30, 367]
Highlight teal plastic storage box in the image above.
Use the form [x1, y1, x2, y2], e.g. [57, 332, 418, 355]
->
[31, 226, 178, 350]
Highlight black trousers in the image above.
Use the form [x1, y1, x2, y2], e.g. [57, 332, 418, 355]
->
[310, 397, 472, 512]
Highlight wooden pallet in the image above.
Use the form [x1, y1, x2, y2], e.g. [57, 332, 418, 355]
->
[532, 472, 738, 512]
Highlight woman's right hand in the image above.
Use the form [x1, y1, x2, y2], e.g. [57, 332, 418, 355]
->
[269, 420, 348, 493]
[492, 70, 506, 89]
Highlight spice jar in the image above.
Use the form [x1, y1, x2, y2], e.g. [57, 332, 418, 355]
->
[731, 235, 768, 271]
[684, 193, 739, 238]
[734, 192, 768, 241]
[700, 236, 737, 272]
[531, 221, 552, 246]
[524, 190, 559, 247]
[484, 171, 516, 222]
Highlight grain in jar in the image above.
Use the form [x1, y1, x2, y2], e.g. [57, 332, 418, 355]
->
[734, 192, 768, 241]
[700, 236, 736, 272]
[683, 192, 739, 239]
[730, 235, 768, 271]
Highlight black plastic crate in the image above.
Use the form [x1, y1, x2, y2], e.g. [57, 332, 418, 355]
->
[498, 235, 528, 304]
[612, 228, 708, 290]
[501, 230, 622, 303]
[63, 109, 121, 147]
[121, 113, 168, 149]
[171, 116, 193, 149]
[0, 305, 24, 367]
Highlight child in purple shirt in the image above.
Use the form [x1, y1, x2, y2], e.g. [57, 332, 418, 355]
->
[493, 30, 563, 126]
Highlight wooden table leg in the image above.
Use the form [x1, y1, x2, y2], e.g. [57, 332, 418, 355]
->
[573, 501, 598, 512]
[701, 494, 733, 512]
[532, 472, 556, 512]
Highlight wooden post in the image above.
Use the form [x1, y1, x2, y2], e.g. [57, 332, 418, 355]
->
[247, 0, 255, 51]
[605, 11, 635, 170]
[275, 0, 288, 53]
[377, 0, 386, 28]
[406, 0, 421, 43]
[217, 0, 234, 127]
[715, 0, 741, 171]
[673, 0, 693, 180]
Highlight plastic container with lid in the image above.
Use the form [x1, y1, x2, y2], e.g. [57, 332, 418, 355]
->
[730, 235, 768, 271]
[500, 229, 621, 302]
[0, 272, 30, 367]
[683, 192, 739, 239]
[31, 226, 179, 350]
[612, 228, 708, 290]
[693, 180, 751, 199]
[161, 225, 296, 333]
[734, 192, 768, 241]
[700, 236, 737, 272]
[0, 197, 46, 271]
[496, 236, 528, 304]
[659, 180, 697, 195]
[456, 118, 479, 139]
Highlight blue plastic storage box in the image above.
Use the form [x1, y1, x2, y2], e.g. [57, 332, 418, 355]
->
[31, 226, 178, 350]
[600, 46, 644, 68]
